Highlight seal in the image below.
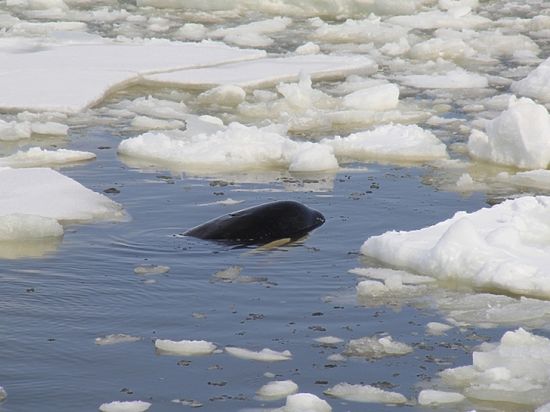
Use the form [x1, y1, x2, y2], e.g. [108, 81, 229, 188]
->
[184, 200, 325, 244]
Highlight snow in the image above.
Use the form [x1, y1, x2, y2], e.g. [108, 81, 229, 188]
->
[0, 39, 265, 113]
[225, 346, 292, 362]
[512, 57, 550, 102]
[324, 383, 407, 404]
[322, 124, 448, 163]
[362, 196, 550, 299]
[118, 122, 339, 173]
[400, 69, 488, 89]
[154, 339, 217, 356]
[256, 380, 298, 400]
[344, 335, 413, 358]
[440, 328, 550, 406]
[95, 334, 141, 345]
[0, 167, 124, 223]
[282, 393, 331, 412]
[146, 54, 377, 90]
[417, 389, 465, 405]
[98, 401, 151, 412]
[467, 96, 550, 169]
[0, 148, 95, 168]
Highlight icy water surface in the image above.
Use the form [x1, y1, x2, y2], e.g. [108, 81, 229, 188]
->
[0, 127, 493, 411]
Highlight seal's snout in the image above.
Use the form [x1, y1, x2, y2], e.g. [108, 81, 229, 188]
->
[313, 211, 325, 228]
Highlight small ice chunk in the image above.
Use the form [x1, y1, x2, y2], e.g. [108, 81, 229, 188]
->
[426, 322, 453, 335]
[418, 389, 465, 405]
[0, 386, 6, 401]
[130, 116, 185, 130]
[98, 401, 151, 412]
[0, 148, 95, 168]
[327, 353, 346, 362]
[95, 334, 141, 345]
[225, 346, 292, 362]
[0, 119, 31, 141]
[257, 380, 298, 400]
[350, 267, 435, 285]
[30, 121, 69, 136]
[400, 69, 488, 89]
[175, 23, 207, 41]
[197, 85, 246, 107]
[133, 264, 170, 275]
[314, 336, 344, 345]
[0, 214, 63, 240]
[295, 42, 320, 55]
[325, 383, 407, 404]
[155, 339, 217, 356]
[342, 83, 399, 111]
[213, 266, 242, 282]
[283, 393, 331, 412]
[345, 335, 412, 358]
[467, 96, 550, 169]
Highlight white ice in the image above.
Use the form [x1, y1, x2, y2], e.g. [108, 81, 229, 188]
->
[225, 346, 292, 362]
[0, 214, 63, 241]
[281, 393, 331, 412]
[345, 335, 413, 358]
[98, 401, 151, 412]
[256, 380, 298, 400]
[468, 96, 550, 169]
[362, 196, 550, 299]
[154, 339, 217, 356]
[322, 124, 448, 163]
[496, 170, 550, 191]
[0, 148, 95, 168]
[512, 56, 550, 102]
[440, 328, 550, 406]
[314, 336, 344, 345]
[400, 68, 488, 89]
[95, 334, 141, 345]
[0, 39, 265, 113]
[145, 54, 377, 90]
[426, 322, 453, 335]
[324, 383, 407, 404]
[417, 389, 465, 405]
[0, 119, 68, 141]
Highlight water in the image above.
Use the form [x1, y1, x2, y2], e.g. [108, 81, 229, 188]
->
[0, 123, 496, 411]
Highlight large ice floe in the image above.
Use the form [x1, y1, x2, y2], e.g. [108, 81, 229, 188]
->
[439, 328, 550, 407]
[362, 196, 550, 299]
[468, 96, 550, 169]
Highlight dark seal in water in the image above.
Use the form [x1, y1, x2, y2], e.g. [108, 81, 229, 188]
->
[184, 200, 325, 244]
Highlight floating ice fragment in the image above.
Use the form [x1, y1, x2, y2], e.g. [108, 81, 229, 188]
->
[155, 339, 216, 356]
[362, 195, 550, 299]
[133, 264, 170, 275]
[0, 148, 95, 168]
[225, 346, 292, 362]
[95, 334, 141, 345]
[426, 322, 453, 335]
[467, 96, 550, 169]
[400, 69, 488, 89]
[0, 386, 6, 401]
[512, 57, 550, 102]
[257, 380, 298, 400]
[342, 83, 399, 111]
[417, 389, 465, 405]
[314, 336, 344, 345]
[98, 401, 151, 412]
[197, 85, 246, 107]
[345, 335, 412, 358]
[325, 383, 407, 404]
[282, 393, 331, 412]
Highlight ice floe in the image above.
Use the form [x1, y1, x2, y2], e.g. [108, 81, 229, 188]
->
[95, 334, 141, 346]
[145, 54, 377, 89]
[225, 346, 292, 362]
[257, 380, 298, 400]
[98, 400, 151, 412]
[512, 56, 550, 102]
[154, 339, 217, 356]
[322, 124, 448, 163]
[0, 39, 264, 113]
[344, 335, 413, 358]
[0, 147, 95, 168]
[400, 68, 488, 89]
[468, 96, 550, 169]
[496, 170, 550, 191]
[440, 328, 550, 407]
[426, 322, 453, 335]
[324, 383, 407, 404]
[417, 389, 465, 405]
[281, 393, 331, 412]
[361, 196, 550, 299]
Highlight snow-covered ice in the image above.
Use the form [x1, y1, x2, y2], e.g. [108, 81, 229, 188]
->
[440, 328, 550, 406]
[281, 393, 331, 412]
[468, 96, 550, 169]
[225, 346, 292, 362]
[256, 380, 298, 400]
[512, 57, 550, 102]
[344, 335, 412, 358]
[417, 389, 465, 405]
[98, 401, 151, 412]
[154, 339, 217, 356]
[314, 336, 344, 345]
[362, 196, 550, 299]
[145, 54, 377, 89]
[324, 383, 407, 404]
